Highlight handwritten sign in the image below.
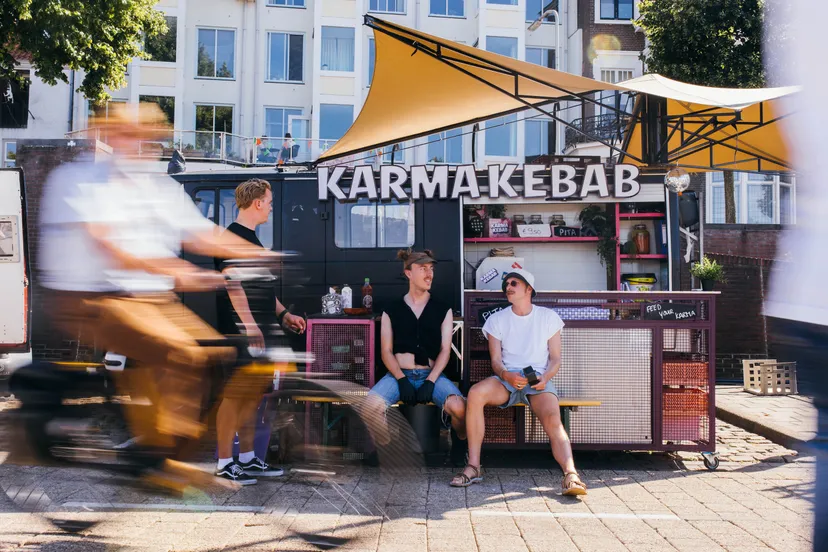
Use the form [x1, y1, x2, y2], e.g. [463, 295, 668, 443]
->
[553, 226, 581, 238]
[516, 224, 552, 238]
[643, 302, 697, 321]
[478, 303, 511, 325]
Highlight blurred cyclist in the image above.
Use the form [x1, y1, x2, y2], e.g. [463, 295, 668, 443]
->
[38, 103, 275, 488]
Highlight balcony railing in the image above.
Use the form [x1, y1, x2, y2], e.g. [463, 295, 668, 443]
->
[564, 113, 629, 150]
[65, 128, 342, 167]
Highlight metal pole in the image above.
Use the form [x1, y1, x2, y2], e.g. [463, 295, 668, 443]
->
[528, 8, 561, 153]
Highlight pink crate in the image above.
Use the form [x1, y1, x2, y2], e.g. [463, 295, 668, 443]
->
[306, 319, 376, 386]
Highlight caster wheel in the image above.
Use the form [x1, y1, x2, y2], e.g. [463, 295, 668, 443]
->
[703, 454, 720, 471]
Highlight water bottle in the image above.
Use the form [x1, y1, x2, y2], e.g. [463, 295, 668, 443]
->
[341, 283, 353, 309]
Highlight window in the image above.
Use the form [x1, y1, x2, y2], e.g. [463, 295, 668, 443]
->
[219, 189, 273, 249]
[335, 198, 415, 248]
[485, 114, 517, 156]
[139, 95, 175, 126]
[0, 71, 30, 129]
[264, 107, 302, 140]
[321, 27, 355, 72]
[369, 0, 405, 13]
[526, 47, 555, 69]
[195, 104, 233, 152]
[598, 68, 634, 116]
[381, 143, 404, 164]
[3, 141, 16, 168]
[708, 172, 796, 225]
[145, 15, 177, 62]
[526, 0, 557, 23]
[487, 0, 517, 5]
[525, 119, 554, 161]
[430, 0, 464, 17]
[427, 129, 463, 164]
[486, 36, 518, 58]
[600, 0, 634, 20]
[267, 32, 304, 82]
[368, 38, 376, 86]
[320, 104, 354, 143]
[197, 28, 235, 78]
[268, 0, 305, 6]
[194, 190, 216, 220]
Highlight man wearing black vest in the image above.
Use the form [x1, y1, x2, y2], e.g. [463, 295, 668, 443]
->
[366, 249, 467, 456]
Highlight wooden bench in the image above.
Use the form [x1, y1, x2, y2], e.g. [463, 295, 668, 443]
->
[292, 394, 601, 442]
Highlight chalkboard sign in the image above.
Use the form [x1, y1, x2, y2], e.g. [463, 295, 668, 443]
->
[553, 226, 581, 238]
[643, 302, 697, 321]
[478, 303, 511, 325]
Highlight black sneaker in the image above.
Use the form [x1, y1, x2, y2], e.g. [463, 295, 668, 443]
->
[215, 461, 258, 485]
[240, 457, 284, 477]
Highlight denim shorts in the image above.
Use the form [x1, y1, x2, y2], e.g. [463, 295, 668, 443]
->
[368, 369, 464, 408]
[494, 369, 558, 409]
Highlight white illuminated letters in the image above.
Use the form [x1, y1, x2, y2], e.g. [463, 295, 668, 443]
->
[317, 163, 644, 201]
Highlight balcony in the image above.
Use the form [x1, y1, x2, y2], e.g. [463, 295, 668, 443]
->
[564, 113, 629, 150]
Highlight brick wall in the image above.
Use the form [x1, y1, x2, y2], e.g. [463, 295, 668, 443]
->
[17, 139, 102, 362]
[578, 0, 645, 79]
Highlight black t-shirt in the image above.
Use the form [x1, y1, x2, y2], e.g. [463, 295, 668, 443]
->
[383, 296, 451, 367]
[215, 222, 276, 335]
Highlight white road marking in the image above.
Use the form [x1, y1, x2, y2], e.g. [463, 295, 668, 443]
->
[471, 510, 680, 521]
[62, 502, 270, 513]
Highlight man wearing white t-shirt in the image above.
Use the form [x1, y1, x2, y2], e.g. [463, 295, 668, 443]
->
[450, 269, 586, 495]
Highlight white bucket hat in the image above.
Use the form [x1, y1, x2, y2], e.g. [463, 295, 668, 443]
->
[502, 268, 537, 297]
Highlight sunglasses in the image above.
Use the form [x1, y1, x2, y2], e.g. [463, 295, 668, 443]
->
[506, 279, 523, 288]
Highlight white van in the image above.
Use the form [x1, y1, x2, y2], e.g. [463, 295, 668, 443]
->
[0, 169, 32, 391]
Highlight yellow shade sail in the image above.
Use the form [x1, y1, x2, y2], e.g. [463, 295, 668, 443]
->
[317, 16, 626, 164]
[318, 17, 801, 173]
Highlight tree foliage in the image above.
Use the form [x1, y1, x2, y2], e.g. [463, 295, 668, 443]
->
[0, 0, 167, 103]
[637, 0, 766, 88]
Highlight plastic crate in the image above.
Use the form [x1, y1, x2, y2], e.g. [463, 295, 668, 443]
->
[469, 359, 493, 384]
[663, 388, 708, 442]
[306, 319, 375, 386]
[663, 361, 708, 387]
[743, 360, 797, 396]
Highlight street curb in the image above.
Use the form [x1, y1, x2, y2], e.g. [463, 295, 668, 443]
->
[716, 405, 811, 451]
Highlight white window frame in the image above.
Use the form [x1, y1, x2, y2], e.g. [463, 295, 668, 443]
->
[367, 37, 375, 88]
[266, 0, 306, 8]
[525, 46, 556, 69]
[194, 103, 235, 133]
[426, 130, 464, 165]
[266, 31, 305, 83]
[705, 172, 797, 225]
[525, 0, 558, 24]
[594, 0, 637, 24]
[524, 117, 554, 160]
[429, 0, 465, 18]
[196, 27, 236, 80]
[486, 36, 519, 59]
[263, 106, 304, 139]
[3, 140, 16, 168]
[320, 26, 356, 73]
[368, 0, 406, 14]
[380, 143, 405, 165]
[487, 0, 518, 6]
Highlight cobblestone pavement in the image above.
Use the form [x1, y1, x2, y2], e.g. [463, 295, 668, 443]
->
[0, 399, 817, 552]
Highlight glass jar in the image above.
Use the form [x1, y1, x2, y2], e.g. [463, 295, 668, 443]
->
[322, 287, 343, 315]
[550, 214, 565, 227]
[529, 214, 543, 224]
[512, 214, 525, 236]
[630, 224, 651, 255]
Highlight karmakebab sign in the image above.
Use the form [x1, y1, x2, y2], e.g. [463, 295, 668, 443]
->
[318, 163, 643, 201]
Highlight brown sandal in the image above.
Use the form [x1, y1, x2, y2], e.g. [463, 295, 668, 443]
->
[450, 464, 482, 487]
[562, 472, 587, 496]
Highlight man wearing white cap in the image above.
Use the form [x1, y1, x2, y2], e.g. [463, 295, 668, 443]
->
[450, 269, 586, 495]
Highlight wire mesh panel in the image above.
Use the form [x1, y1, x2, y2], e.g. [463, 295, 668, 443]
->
[555, 328, 652, 445]
[663, 389, 709, 443]
[306, 401, 369, 459]
[306, 319, 375, 385]
[483, 405, 517, 444]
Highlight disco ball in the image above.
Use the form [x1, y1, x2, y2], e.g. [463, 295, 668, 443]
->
[664, 167, 690, 194]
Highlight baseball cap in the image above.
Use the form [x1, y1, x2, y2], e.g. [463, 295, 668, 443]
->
[502, 268, 537, 297]
[398, 248, 437, 269]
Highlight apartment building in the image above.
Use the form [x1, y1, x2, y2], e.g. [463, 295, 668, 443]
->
[1, 0, 646, 168]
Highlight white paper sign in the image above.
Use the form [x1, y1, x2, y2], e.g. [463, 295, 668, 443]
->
[516, 224, 552, 238]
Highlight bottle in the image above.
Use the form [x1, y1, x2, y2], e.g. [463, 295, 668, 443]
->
[341, 283, 353, 309]
[362, 278, 373, 312]
[630, 224, 651, 255]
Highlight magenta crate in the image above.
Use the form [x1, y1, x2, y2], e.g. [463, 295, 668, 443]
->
[305, 318, 376, 386]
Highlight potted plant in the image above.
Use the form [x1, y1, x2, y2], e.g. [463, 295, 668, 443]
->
[690, 256, 725, 291]
[578, 205, 617, 271]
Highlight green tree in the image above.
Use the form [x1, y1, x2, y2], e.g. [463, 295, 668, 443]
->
[638, 0, 766, 223]
[0, 0, 167, 103]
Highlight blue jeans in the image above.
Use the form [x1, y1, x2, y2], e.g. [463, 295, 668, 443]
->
[769, 317, 826, 551]
[368, 369, 463, 408]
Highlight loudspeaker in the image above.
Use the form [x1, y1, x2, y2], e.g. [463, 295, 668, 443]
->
[678, 191, 700, 228]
